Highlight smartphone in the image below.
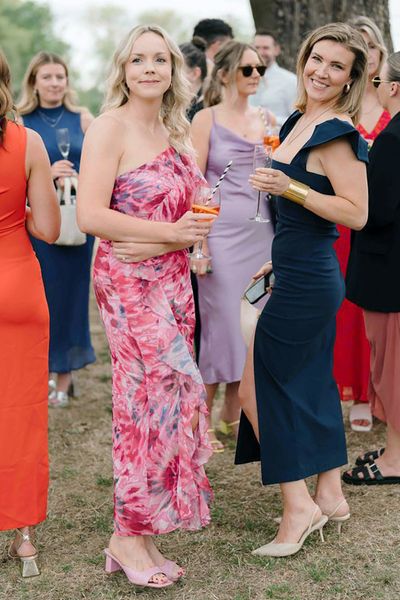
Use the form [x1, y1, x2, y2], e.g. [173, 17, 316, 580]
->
[244, 272, 274, 304]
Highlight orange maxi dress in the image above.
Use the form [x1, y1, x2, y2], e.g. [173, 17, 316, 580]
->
[0, 121, 49, 530]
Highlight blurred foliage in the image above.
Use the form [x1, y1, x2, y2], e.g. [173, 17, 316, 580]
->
[82, 5, 252, 114]
[0, 1, 253, 116]
[0, 0, 69, 98]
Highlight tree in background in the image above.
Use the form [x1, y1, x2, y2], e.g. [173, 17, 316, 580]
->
[249, 0, 392, 71]
[0, 0, 69, 96]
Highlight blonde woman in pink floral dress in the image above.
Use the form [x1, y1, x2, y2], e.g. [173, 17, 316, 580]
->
[77, 25, 214, 589]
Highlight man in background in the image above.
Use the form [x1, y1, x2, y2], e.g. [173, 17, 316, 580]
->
[193, 18, 234, 74]
[250, 29, 297, 126]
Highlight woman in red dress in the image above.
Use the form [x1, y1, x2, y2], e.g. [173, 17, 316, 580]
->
[334, 16, 390, 431]
[0, 50, 59, 576]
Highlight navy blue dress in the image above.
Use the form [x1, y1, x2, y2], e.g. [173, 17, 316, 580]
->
[235, 112, 368, 484]
[24, 106, 95, 373]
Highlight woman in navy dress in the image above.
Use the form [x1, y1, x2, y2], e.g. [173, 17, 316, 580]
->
[18, 52, 95, 407]
[235, 23, 369, 557]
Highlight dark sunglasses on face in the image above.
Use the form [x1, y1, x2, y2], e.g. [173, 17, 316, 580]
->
[372, 76, 395, 88]
[238, 65, 267, 77]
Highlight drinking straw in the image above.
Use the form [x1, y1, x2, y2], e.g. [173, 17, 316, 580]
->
[207, 160, 233, 202]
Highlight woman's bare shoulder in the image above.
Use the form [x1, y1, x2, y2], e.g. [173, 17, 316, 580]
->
[25, 127, 43, 145]
[84, 111, 127, 143]
[192, 106, 213, 126]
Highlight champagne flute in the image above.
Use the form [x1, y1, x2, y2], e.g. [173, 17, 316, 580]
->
[249, 144, 272, 223]
[56, 128, 70, 160]
[189, 185, 221, 260]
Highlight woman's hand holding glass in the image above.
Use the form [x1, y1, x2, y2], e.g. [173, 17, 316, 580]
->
[173, 207, 216, 246]
[112, 205, 216, 264]
[51, 160, 76, 182]
[249, 167, 290, 196]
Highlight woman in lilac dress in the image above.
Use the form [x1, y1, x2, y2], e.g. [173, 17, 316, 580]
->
[78, 25, 213, 589]
[191, 41, 275, 451]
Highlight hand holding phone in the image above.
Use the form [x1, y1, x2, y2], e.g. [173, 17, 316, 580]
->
[244, 271, 275, 304]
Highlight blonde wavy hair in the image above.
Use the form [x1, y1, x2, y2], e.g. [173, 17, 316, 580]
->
[102, 25, 193, 155]
[348, 15, 387, 76]
[17, 51, 82, 115]
[296, 23, 368, 124]
[0, 50, 14, 145]
[204, 40, 263, 107]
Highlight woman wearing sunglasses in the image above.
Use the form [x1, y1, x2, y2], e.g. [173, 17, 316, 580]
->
[191, 41, 276, 452]
[235, 23, 369, 557]
[344, 52, 400, 486]
[332, 16, 390, 433]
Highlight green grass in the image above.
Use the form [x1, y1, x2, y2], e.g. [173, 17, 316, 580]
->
[1, 294, 399, 600]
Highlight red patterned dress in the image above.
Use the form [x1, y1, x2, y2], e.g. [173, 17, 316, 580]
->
[93, 147, 212, 536]
[333, 110, 391, 403]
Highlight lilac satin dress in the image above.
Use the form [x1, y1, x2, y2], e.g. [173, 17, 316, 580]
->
[197, 112, 274, 384]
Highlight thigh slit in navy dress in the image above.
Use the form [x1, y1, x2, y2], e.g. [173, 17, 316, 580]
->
[235, 112, 368, 485]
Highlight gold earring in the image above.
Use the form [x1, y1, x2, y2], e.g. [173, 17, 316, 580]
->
[344, 83, 351, 94]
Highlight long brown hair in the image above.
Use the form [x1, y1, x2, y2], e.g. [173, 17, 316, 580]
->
[17, 51, 82, 115]
[204, 40, 263, 107]
[296, 23, 368, 124]
[0, 50, 14, 145]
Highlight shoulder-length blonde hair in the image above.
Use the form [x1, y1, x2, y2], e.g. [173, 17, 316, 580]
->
[17, 51, 82, 115]
[348, 15, 387, 76]
[296, 23, 368, 124]
[204, 40, 263, 107]
[102, 24, 193, 155]
[0, 50, 14, 145]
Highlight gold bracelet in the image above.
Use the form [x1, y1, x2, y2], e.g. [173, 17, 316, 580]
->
[282, 179, 310, 206]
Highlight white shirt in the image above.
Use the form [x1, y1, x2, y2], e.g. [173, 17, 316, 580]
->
[250, 61, 298, 126]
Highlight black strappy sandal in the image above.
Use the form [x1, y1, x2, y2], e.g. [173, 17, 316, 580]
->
[355, 447, 385, 466]
[342, 461, 400, 486]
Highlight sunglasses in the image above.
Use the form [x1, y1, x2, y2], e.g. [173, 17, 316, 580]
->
[238, 65, 267, 77]
[371, 76, 395, 88]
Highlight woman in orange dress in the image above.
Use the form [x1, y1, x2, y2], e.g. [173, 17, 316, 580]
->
[0, 51, 60, 576]
[334, 16, 390, 431]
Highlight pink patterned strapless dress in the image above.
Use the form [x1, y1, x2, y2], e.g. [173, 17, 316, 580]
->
[93, 147, 212, 536]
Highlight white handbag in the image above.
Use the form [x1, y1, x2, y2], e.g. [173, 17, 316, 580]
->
[55, 176, 86, 246]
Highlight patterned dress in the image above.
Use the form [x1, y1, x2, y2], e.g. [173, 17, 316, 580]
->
[93, 147, 212, 536]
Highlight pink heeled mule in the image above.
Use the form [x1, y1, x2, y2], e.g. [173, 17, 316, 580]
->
[104, 549, 173, 588]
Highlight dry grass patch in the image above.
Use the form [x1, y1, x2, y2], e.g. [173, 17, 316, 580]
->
[1, 296, 400, 600]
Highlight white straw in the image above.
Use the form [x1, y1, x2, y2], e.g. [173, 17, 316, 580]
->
[207, 160, 233, 201]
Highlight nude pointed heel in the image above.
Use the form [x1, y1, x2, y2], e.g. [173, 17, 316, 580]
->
[252, 507, 328, 558]
[8, 528, 40, 578]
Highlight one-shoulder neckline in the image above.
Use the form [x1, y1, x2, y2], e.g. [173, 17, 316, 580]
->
[115, 146, 174, 180]
[213, 121, 262, 145]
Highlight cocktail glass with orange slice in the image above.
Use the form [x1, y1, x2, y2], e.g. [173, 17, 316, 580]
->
[189, 185, 221, 260]
[264, 125, 280, 151]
